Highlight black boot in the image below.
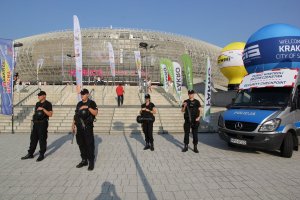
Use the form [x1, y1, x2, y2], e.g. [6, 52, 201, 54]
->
[150, 143, 154, 151]
[88, 161, 94, 171]
[21, 154, 34, 160]
[182, 144, 188, 152]
[36, 154, 45, 162]
[76, 160, 88, 168]
[143, 143, 150, 150]
[194, 144, 199, 153]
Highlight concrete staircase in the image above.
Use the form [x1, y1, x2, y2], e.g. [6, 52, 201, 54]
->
[0, 85, 226, 134]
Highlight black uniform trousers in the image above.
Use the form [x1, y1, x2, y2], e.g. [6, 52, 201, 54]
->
[183, 120, 199, 145]
[117, 95, 123, 106]
[28, 121, 48, 155]
[142, 121, 154, 144]
[76, 126, 95, 163]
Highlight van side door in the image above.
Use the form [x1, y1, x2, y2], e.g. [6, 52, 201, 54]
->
[294, 85, 300, 136]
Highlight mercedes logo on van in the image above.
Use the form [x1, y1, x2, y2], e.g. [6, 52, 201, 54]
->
[235, 122, 243, 130]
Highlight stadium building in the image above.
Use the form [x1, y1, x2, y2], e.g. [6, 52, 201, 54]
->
[14, 28, 226, 86]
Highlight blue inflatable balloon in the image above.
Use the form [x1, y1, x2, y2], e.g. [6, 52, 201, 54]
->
[243, 24, 300, 74]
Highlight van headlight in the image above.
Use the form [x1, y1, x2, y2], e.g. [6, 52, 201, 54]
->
[218, 115, 225, 128]
[258, 118, 281, 132]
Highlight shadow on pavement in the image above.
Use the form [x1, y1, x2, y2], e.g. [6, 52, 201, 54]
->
[199, 133, 261, 154]
[159, 133, 194, 151]
[130, 123, 145, 146]
[128, 123, 141, 134]
[115, 121, 145, 146]
[199, 133, 284, 157]
[112, 121, 124, 131]
[123, 133, 157, 200]
[94, 181, 121, 200]
[94, 135, 102, 163]
[44, 134, 71, 157]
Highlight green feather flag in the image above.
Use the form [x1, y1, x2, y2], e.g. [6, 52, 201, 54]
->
[181, 54, 193, 90]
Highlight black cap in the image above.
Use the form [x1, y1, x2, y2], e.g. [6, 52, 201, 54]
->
[37, 91, 46, 96]
[144, 94, 151, 99]
[80, 88, 89, 95]
[188, 90, 195, 94]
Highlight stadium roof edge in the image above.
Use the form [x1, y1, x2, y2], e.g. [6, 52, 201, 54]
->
[14, 27, 221, 49]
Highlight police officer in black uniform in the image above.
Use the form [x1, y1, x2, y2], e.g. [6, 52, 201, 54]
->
[181, 90, 201, 153]
[21, 91, 53, 161]
[72, 89, 98, 171]
[140, 94, 157, 151]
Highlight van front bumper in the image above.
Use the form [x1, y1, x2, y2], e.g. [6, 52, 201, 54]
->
[218, 128, 285, 151]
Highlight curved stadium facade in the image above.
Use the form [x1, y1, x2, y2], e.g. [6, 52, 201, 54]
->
[15, 28, 226, 86]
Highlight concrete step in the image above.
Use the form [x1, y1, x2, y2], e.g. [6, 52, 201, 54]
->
[0, 119, 13, 123]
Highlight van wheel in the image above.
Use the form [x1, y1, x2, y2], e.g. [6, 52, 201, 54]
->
[280, 132, 293, 158]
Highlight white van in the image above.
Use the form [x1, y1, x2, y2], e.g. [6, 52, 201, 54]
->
[218, 68, 300, 157]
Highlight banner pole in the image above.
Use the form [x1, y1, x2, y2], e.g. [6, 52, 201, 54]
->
[73, 15, 83, 101]
[11, 109, 14, 134]
[203, 56, 211, 124]
[12, 41, 15, 134]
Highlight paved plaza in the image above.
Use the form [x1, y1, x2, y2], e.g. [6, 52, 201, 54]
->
[0, 133, 299, 200]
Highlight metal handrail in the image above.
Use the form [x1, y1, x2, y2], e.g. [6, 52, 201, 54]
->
[101, 84, 107, 105]
[15, 87, 41, 107]
[154, 86, 177, 106]
[108, 107, 116, 135]
[60, 84, 68, 93]
[60, 86, 73, 106]
[156, 107, 165, 134]
[55, 85, 68, 105]
[195, 92, 205, 104]
[89, 88, 95, 100]
[137, 87, 144, 104]
[14, 84, 30, 93]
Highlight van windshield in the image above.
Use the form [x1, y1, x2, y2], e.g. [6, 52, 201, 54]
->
[232, 87, 292, 109]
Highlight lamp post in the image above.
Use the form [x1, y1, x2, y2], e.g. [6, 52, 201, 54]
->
[67, 54, 76, 90]
[36, 59, 43, 87]
[66, 54, 75, 73]
[61, 44, 64, 84]
[139, 42, 158, 80]
[139, 42, 148, 82]
[12, 42, 23, 134]
[148, 44, 158, 80]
